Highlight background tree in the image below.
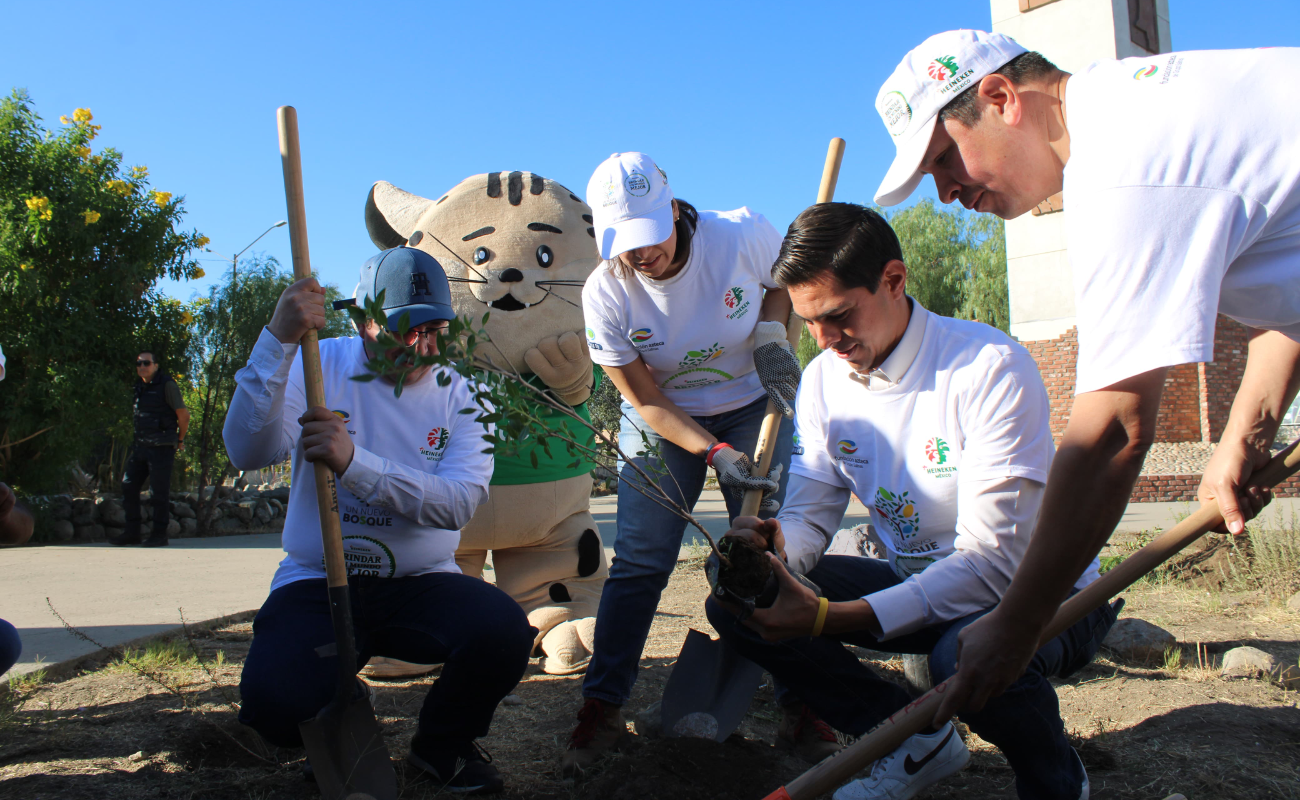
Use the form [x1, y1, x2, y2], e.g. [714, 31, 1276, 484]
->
[182, 255, 352, 534]
[797, 200, 1008, 368]
[0, 90, 205, 492]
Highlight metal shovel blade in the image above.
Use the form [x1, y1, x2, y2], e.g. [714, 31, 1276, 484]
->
[299, 693, 397, 800]
[660, 628, 765, 742]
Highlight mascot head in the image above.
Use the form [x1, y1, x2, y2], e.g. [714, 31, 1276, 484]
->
[365, 172, 599, 372]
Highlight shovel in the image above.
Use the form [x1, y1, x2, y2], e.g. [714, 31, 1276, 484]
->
[278, 105, 398, 800]
[659, 137, 845, 740]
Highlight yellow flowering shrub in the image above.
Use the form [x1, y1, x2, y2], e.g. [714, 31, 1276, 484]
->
[132, 166, 149, 179]
[75, 146, 92, 159]
[193, 266, 205, 279]
[25, 196, 49, 212]
[105, 179, 131, 196]
[181, 311, 194, 326]
[151, 191, 172, 207]
[72, 108, 93, 123]
[83, 210, 101, 224]
[195, 235, 210, 248]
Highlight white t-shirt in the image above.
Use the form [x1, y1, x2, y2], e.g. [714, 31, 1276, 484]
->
[1064, 48, 1300, 394]
[224, 329, 494, 592]
[788, 304, 1100, 636]
[581, 208, 783, 416]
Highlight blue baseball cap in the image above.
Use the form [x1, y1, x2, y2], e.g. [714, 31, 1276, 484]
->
[357, 246, 455, 330]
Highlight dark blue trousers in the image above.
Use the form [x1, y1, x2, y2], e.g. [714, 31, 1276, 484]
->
[239, 572, 533, 749]
[0, 618, 20, 676]
[706, 555, 1117, 800]
[122, 444, 175, 539]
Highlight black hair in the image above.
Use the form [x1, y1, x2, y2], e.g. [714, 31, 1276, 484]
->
[610, 199, 699, 278]
[771, 203, 902, 292]
[938, 51, 1062, 128]
[138, 350, 158, 363]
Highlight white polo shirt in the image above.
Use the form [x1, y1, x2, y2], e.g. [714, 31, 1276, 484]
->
[224, 329, 495, 592]
[783, 301, 1100, 639]
[1064, 47, 1300, 393]
[581, 208, 783, 415]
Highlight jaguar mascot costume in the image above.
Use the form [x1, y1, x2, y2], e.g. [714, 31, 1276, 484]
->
[364, 171, 607, 675]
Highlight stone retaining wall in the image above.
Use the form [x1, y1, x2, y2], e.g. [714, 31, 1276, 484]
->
[35, 486, 289, 543]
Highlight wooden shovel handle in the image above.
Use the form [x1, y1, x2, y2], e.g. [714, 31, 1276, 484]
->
[739, 137, 845, 518]
[277, 106, 348, 591]
[769, 438, 1300, 800]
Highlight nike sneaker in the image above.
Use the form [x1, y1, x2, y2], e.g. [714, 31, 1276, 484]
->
[832, 722, 970, 800]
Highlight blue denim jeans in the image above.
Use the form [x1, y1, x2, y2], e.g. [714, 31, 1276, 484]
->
[0, 618, 21, 676]
[239, 572, 533, 748]
[706, 556, 1117, 800]
[582, 394, 795, 705]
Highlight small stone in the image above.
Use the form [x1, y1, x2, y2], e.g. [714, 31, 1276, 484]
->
[180, 518, 198, 538]
[501, 694, 523, 706]
[166, 519, 181, 537]
[1102, 618, 1176, 664]
[234, 501, 256, 524]
[49, 519, 75, 541]
[671, 711, 719, 740]
[200, 486, 216, 501]
[254, 500, 273, 525]
[71, 497, 96, 526]
[128, 750, 146, 762]
[170, 501, 196, 520]
[75, 523, 106, 542]
[632, 701, 663, 738]
[1221, 646, 1279, 680]
[216, 517, 242, 533]
[101, 503, 126, 526]
[1286, 592, 1300, 614]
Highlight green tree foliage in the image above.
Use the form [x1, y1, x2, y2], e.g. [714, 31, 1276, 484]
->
[0, 91, 205, 492]
[796, 200, 1008, 369]
[183, 255, 352, 532]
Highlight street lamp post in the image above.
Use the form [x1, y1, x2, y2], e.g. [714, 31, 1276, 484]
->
[204, 220, 287, 284]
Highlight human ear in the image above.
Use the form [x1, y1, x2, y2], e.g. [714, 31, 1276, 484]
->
[881, 259, 908, 297]
[671, 198, 680, 222]
[978, 73, 1021, 126]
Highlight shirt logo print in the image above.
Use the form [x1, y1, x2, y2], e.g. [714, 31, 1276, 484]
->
[723, 286, 744, 309]
[874, 487, 920, 539]
[630, 328, 653, 343]
[928, 55, 959, 81]
[924, 437, 949, 465]
[838, 439, 858, 454]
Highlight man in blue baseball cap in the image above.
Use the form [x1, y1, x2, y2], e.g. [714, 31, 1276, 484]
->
[224, 246, 532, 795]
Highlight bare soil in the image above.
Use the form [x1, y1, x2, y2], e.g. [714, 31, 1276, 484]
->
[1, 547, 1297, 800]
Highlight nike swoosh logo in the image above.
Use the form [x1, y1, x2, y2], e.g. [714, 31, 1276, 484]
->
[903, 726, 955, 775]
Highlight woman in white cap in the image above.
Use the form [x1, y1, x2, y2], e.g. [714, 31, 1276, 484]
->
[562, 152, 836, 772]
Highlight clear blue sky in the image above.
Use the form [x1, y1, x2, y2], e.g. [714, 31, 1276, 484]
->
[4, 1, 1297, 301]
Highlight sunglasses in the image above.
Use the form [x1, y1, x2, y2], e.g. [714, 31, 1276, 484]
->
[136, 360, 154, 367]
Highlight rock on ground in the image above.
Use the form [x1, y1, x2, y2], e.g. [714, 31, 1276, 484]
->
[50, 520, 75, 542]
[1221, 646, 1279, 679]
[1102, 618, 1175, 663]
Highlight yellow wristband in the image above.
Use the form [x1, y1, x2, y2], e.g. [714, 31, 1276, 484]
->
[811, 596, 830, 637]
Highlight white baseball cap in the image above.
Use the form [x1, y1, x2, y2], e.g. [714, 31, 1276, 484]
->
[586, 152, 674, 260]
[873, 29, 1027, 206]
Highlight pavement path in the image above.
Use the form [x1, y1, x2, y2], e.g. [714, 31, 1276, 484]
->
[5, 491, 1296, 679]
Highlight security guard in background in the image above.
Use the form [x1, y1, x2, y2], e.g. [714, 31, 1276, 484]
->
[112, 351, 189, 547]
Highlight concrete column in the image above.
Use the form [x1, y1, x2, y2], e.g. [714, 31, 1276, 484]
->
[989, 0, 1170, 342]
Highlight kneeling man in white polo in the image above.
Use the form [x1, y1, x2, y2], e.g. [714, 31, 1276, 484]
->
[707, 203, 1113, 800]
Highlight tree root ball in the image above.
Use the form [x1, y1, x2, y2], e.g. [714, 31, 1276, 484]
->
[714, 536, 773, 599]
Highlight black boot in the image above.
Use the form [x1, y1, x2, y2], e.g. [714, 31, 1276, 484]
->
[109, 530, 142, 546]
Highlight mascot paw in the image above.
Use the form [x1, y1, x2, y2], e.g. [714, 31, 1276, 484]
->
[538, 617, 597, 676]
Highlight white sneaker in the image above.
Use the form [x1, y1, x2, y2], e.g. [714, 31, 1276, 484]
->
[832, 722, 970, 800]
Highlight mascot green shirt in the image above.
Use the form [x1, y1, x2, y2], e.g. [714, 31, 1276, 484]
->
[491, 367, 601, 486]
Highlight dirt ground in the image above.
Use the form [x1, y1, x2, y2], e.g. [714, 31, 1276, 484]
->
[1, 538, 1298, 800]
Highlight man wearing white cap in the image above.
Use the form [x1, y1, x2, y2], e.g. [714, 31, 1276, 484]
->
[871, 30, 1300, 728]
[562, 152, 834, 771]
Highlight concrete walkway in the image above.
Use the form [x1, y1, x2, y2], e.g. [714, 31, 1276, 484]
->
[5, 491, 1296, 679]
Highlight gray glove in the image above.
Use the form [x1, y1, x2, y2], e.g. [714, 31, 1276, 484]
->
[753, 320, 801, 418]
[711, 446, 783, 514]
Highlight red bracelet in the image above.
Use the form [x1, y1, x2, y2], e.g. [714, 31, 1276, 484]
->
[705, 442, 732, 467]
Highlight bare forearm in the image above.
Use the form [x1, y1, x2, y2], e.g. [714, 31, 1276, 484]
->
[634, 400, 715, 456]
[1224, 329, 1300, 447]
[759, 287, 793, 324]
[823, 599, 882, 637]
[176, 409, 191, 441]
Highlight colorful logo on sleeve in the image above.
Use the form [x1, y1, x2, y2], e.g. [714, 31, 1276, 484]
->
[723, 286, 751, 320]
[585, 327, 603, 351]
[791, 433, 804, 456]
[630, 328, 653, 342]
[421, 426, 450, 461]
[874, 487, 921, 539]
[629, 327, 664, 350]
[1133, 65, 1158, 79]
[922, 436, 957, 477]
[332, 409, 350, 422]
[831, 437, 869, 467]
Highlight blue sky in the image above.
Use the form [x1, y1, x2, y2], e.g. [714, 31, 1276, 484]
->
[4, 1, 1298, 301]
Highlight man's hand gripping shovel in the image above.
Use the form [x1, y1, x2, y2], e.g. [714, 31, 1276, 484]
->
[659, 138, 845, 741]
[278, 106, 398, 800]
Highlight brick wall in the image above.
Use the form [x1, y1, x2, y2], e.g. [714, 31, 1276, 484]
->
[1019, 315, 1249, 444]
[1130, 472, 1300, 502]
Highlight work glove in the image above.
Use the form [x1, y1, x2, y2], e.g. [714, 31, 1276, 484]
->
[525, 331, 594, 406]
[752, 320, 801, 418]
[709, 444, 783, 514]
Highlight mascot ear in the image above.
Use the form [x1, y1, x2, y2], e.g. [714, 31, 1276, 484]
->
[366, 181, 434, 249]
